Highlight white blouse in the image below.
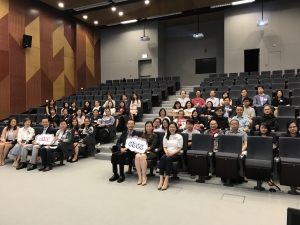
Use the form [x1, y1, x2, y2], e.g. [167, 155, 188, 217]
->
[103, 108, 116, 115]
[17, 127, 35, 143]
[163, 134, 183, 153]
[184, 108, 196, 115]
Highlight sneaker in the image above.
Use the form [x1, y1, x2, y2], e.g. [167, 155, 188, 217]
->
[96, 143, 101, 147]
[190, 175, 195, 179]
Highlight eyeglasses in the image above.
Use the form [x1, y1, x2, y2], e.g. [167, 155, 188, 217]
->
[288, 126, 297, 129]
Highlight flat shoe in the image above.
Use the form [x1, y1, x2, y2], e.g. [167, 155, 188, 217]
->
[137, 180, 142, 185]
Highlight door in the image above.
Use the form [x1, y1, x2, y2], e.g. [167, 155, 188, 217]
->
[244, 49, 260, 73]
[268, 51, 281, 71]
[138, 59, 152, 78]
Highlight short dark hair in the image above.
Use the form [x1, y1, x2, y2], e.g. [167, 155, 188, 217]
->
[153, 117, 162, 124]
[216, 106, 223, 112]
[42, 118, 49, 122]
[236, 105, 244, 110]
[186, 119, 195, 125]
[286, 120, 300, 137]
[243, 97, 251, 102]
[257, 85, 264, 90]
[127, 119, 135, 124]
[259, 122, 271, 136]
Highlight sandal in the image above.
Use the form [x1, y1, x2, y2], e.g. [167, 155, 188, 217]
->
[268, 180, 274, 186]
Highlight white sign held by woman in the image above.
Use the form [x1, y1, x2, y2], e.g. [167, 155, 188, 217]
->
[35, 134, 55, 146]
[125, 136, 148, 154]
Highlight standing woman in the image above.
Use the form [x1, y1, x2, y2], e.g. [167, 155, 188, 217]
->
[130, 93, 141, 120]
[0, 117, 19, 166]
[39, 120, 72, 172]
[9, 118, 35, 167]
[47, 108, 60, 128]
[158, 122, 183, 190]
[46, 99, 57, 116]
[82, 101, 92, 116]
[135, 121, 158, 186]
[68, 101, 77, 117]
[68, 118, 80, 162]
[76, 108, 85, 125]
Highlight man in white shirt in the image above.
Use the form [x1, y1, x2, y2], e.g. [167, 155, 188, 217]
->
[177, 91, 190, 108]
[206, 90, 219, 107]
[243, 97, 256, 127]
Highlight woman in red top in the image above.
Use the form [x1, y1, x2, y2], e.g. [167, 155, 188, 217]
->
[191, 90, 206, 107]
[173, 110, 187, 130]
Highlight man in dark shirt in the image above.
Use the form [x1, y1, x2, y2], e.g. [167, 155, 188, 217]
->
[109, 119, 138, 183]
[211, 107, 229, 130]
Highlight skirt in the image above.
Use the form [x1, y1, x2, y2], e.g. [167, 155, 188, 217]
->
[9, 142, 24, 156]
[146, 152, 157, 160]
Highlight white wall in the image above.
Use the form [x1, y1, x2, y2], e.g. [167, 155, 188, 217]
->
[101, 21, 159, 82]
[165, 20, 224, 86]
[224, 0, 300, 73]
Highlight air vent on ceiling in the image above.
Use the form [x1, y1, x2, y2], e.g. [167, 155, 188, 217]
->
[73, 1, 111, 11]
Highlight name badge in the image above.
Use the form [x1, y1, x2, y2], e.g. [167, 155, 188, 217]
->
[264, 98, 267, 102]
[211, 110, 215, 112]
[214, 133, 218, 138]
[228, 109, 232, 111]
[279, 100, 283, 102]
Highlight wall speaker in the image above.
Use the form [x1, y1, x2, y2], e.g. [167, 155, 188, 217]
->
[22, 34, 32, 48]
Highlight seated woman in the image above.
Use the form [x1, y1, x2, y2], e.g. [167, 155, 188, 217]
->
[61, 108, 71, 124]
[255, 106, 279, 131]
[200, 101, 215, 119]
[158, 122, 183, 190]
[129, 93, 141, 120]
[39, 120, 72, 172]
[76, 108, 85, 126]
[158, 108, 170, 122]
[93, 100, 104, 116]
[135, 121, 158, 185]
[173, 110, 187, 130]
[112, 100, 127, 128]
[61, 102, 69, 115]
[9, 118, 35, 167]
[47, 108, 60, 128]
[272, 90, 290, 117]
[0, 117, 19, 166]
[191, 110, 205, 131]
[219, 92, 232, 106]
[46, 99, 57, 116]
[68, 118, 80, 162]
[95, 108, 115, 146]
[90, 109, 101, 125]
[68, 101, 77, 117]
[162, 118, 170, 134]
[103, 94, 116, 108]
[283, 120, 300, 138]
[184, 101, 196, 117]
[167, 101, 182, 117]
[104, 101, 116, 115]
[82, 101, 92, 116]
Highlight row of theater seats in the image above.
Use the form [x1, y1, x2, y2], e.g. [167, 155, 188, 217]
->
[123, 131, 300, 195]
[209, 69, 300, 78]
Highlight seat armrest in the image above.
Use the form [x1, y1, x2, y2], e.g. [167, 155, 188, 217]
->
[238, 154, 246, 177]
[178, 150, 186, 170]
[273, 157, 281, 181]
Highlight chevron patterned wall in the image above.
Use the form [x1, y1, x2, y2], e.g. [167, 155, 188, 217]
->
[0, 0, 100, 119]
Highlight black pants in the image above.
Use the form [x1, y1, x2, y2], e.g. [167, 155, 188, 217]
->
[159, 154, 181, 176]
[40, 146, 62, 167]
[111, 151, 133, 175]
[96, 127, 109, 143]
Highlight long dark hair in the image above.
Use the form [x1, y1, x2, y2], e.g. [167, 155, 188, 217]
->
[131, 93, 139, 104]
[6, 117, 18, 131]
[166, 122, 178, 140]
[83, 101, 91, 110]
[275, 90, 284, 99]
[81, 118, 93, 129]
[69, 118, 79, 130]
[259, 122, 271, 136]
[48, 99, 56, 108]
[185, 101, 193, 109]
[159, 108, 167, 117]
[286, 120, 300, 137]
[173, 101, 181, 109]
[192, 109, 199, 119]
[63, 102, 69, 109]
[162, 118, 170, 131]
[142, 121, 154, 139]
[76, 109, 83, 118]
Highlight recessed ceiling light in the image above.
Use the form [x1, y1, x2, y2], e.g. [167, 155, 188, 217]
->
[112, 7, 116, 11]
[94, 21, 98, 24]
[58, 2, 64, 8]
[119, 11, 123, 16]
[232, 0, 255, 5]
[83, 15, 88, 19]
[121, 19, 138, 24]
[145, 0, 150, 4]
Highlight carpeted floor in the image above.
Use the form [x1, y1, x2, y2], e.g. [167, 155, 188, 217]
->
[0, 157, 298, 225]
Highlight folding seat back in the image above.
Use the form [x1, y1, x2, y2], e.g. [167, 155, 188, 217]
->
[261, 71, 271, 75]
[149, 78, 156, 81]
[163, 77, 171, 81]
[218, 73, 227, 78]
[259, 74, 270, 79]
[284, 74, 295, 79]
[202, 92, 210, 100]
[37, 107, 45, 115]
[288, 83, 300, 90]
[151, 84, 159, 89]
[62, 96, 69, 102]
[99, 90, 107, 96]
[76, 91, 83, 95]
[247, 79, 258, 85]
[230, 85, 242, 91]
[256, 106, 274, 117]
[28, 114, 36, 123]
[278, 137, 300, 194]
[214, 77, 223, 82]
[235, 80, 246, 85]
[106, 80, 112, 84]
[272, 83, 285, 90]
[215, 135, 243, 185]
[291, 96, 300, 106]
[143, 89, 152, 94]
[223, 80, 233, 86]
[277, 106, 295, 117]
[229, 73, 238, 77]
[272, 70, 282, 75]
[156, 77, 163, 81]
[246, 90, 257, 98]
[101, 86, 108, 91]
[235, 76, 246, 81]
[264, 89, 273, 97]
[35, 114, 45, 124]
[244, 84, 256, 90]
[133, 89, 142, 96]
[141, 84, 149, 89]
[217, 86, 229, 92]
[189, 92, 196, 99]
[229, 90, 241, 100]
[245, 136, 273, 190]
[200, 81, 210, 87]
[56, 101, 63, 107]
[211, 81, 222, 87]
[116, 90, 124, 95]
[271, 74, 282, 79]
[209, 74, 217, 79]
[288, 77, 300, 83]
[133, 85, 141, 90]
[276, 117, 295, 135]
[85, 95, 93, 101]
[292, 89, 300, 96]
[285, 69, 295, 74]
[250, 71, 259, 76]
[239, 72, 248, 76]
[274, 89, 289, 98]
[108, 86, 116, 92]
[134, 81, 141, 86]
[187, 134, 214, 181]
[17, 114, 28, 124]
[133, 79, 140, 83]
[76, 96, 84, 101]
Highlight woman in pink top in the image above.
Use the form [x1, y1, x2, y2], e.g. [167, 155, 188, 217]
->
[192, 90, 205, 107]
[173, 110, 187, 130]
[76, 109, 85, 125]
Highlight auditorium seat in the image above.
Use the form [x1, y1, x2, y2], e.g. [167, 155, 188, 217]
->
[288, 83, 300, 90]
[230, 85, 242, 91]
[229, 90, 241, 100]
[259, 74, 270, 79]
[272, 70, 282, 75]
[37, 107, 45, 115]
[244, 84, 256, 90]
[219, 73, 228, 78]
[239, 72, 248, 76]
[223, 80, 233, 86]
[247, 79, 259, 85]
[272, 83, 285, 90]
[214, 77, 223, 82]
[261, 71, 271, 75]
[284, 69, 295, 74]
[133, 89, 142, 96]
[235, 80, 246, 85]
[250, 71, 259, 76]
[229, 73, 238, 77]
[217, 86, 229, 92]
[256, 106, 274, 116]
[277, 106, 296, 117]
[209, 74, 218, 79]
[245, 136, 274, 191]
[56, 101, 63, 107]
[276, 116, 295, 135]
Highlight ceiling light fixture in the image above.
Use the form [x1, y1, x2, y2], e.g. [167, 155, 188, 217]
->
[119, 11, 123, 16]
[232, 0, 255, 5]
[146, 12, 182, 20]
[83, 15, 88, 19]
[111, 7, 116, 11]
[210, 3, 231, 8]
[94, 21, 98, 24]
[121, 19, 138, 24]
[73, 1, 111, 11]
[193, 14, 204, 39]
[58, 2, 64, 8]
[145, 0, 150, 4]
[257, 0, 268, 27]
